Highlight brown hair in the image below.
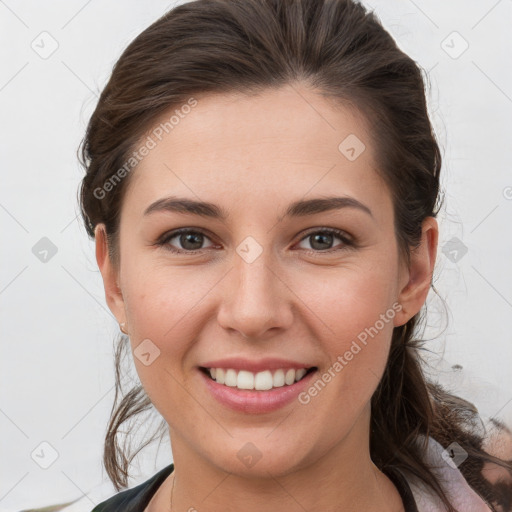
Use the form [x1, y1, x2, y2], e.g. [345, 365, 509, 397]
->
[78, 1, 511, 510]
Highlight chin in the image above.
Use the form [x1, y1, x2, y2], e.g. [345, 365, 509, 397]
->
[202, 435, 315, 479]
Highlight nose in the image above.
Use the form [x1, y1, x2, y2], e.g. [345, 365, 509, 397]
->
[216, 250, 294, 341]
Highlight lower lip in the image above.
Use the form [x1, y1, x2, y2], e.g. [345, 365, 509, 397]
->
[199, 368, 317, 414]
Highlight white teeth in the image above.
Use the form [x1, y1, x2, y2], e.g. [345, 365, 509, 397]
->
[273, 369, 285, 387]
[216, 368, 225, 384]
[207, 367, 312, 390]
[285, 369, 295, 385]
[225, 369, 237, 387]
[254, 370, 273, 390]
[237, 370, 254, 390]
[295, 368, 307, 381]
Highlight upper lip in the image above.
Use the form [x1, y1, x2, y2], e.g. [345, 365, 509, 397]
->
[199, 357, 316, 373]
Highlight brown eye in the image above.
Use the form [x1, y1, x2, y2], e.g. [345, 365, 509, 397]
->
[296, 228, 353, 253]
[156, 227, 354, 255]
[158, 229, 215, 253]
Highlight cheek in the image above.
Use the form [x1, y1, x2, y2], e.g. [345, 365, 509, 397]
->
[295, 260, 399, 342]
[122, 256, 213, 338]
[293, 264, 398, 404]
[120, 265, 209, 400]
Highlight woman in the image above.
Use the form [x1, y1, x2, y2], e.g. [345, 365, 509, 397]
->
[70, 0, 512, 510]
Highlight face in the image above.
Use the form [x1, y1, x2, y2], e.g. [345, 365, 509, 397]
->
[96, 83, 437, 478]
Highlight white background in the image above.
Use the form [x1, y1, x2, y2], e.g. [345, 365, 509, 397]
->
[1, 1, 511, 510]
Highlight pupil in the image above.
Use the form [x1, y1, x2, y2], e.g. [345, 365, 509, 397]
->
[311, 233, 332, 250]
[181, 233, 203, 250]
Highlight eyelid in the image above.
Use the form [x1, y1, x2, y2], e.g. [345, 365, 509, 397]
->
[298, 226, 353, 243]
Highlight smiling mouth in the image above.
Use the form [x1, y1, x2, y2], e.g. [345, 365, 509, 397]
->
[199, 366, 317, 391]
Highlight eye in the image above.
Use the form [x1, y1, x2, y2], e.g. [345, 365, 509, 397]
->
[295, 228, 354, 253]
[156, 227, 355, 255]
[157, 228, 216, 253]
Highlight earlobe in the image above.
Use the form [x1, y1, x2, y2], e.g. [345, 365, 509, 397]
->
[393, 217, 439, 327]
[94, 224, 126, 324]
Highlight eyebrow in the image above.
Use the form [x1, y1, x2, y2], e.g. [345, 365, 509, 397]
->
[143, 195, 373, 219]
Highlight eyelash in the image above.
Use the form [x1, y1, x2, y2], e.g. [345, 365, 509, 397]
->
[155, 227, 355, 256]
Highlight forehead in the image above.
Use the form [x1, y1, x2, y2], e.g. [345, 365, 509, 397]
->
[122, 84, 393, 222]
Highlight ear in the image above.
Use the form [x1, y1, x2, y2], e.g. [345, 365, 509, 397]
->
[393, 216, 438, 327]
[95, 224, 127, 325]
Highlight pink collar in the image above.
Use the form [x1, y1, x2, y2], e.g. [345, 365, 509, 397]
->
[404, 436, 493, 511]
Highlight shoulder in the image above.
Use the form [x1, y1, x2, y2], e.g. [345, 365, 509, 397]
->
[407, 435, 494, 511]
[421, 357, 512, 510]
[403, 418, 512, 512]
[43, 463, 175, 512]
[89, 463, 174, 512]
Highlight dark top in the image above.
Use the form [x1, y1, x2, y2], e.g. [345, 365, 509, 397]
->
[90, 463, 419, 512]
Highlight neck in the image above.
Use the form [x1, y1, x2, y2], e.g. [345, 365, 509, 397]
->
[163, 408, 404, 512]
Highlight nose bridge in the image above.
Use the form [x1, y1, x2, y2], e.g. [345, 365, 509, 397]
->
[217, 238, 293, 339]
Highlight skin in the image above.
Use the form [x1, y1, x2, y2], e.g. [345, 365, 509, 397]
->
[95, 83, 438, 512]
